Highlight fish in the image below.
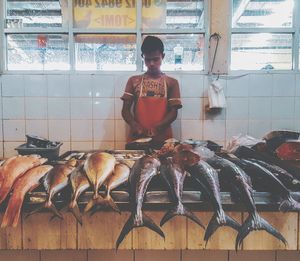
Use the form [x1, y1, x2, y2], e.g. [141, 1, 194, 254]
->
[116, 155, 164, 250]
[159, 155, 204, 229]
[26, 159, 77, 219]
[1, 165, 53, 228]
[185, 160, 241, 244]
[69, 164, 90, 225]
[206, 156, 287, 250]
[0, 155, 47, 205]
[83, 152, 116, 213]
[246, 158, 300, 191]
[276, 141, 300, 161]
[228, 157, 300, 212]
[90, 161, 132, 215]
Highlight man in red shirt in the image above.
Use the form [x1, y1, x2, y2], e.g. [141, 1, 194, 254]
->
[121, 36, 182, 148]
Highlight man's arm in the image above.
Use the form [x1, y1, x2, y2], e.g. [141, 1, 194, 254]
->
[122, 100, 145, 137]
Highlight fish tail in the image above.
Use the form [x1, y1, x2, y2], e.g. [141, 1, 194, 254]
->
[204, 211, 241, 244]
[116, 213, 164, 250]
[143, 213, 165, 238]
[116, 214, 135, 250]
[89, 194, 121, 214]
[45, 200, 63, 220]
[83, 194, 104, 213]
[25, 204, 44, 219]
[69, 201, 83, 225]
[1, 196, 23, 228]
[235, 213, 287, 251]
[279, 196, 300, 212]
[160, 203, 205, 229]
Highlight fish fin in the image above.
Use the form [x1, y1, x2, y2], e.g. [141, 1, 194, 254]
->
[97, 195, 121, 214]
[84, 194, 104, 213]
[204, 212, 241, 244]
[116, 214, 135, 250]
[45, 201, 63, 220]
[1, 195, 23, 228]
[235, 213, 287, 251]
[279, 197, 300, 212]
[143, 213, 165, 239]
[160, 204, 205, 229]
[25, 204, 44, 219]
[69, 202, 83, 225]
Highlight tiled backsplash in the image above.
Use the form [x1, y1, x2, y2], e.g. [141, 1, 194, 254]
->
[0, 73, 299, 158]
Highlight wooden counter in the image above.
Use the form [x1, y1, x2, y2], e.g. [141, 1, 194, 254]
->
[0, 191, 299, 250]
[0, 211, 298, 250]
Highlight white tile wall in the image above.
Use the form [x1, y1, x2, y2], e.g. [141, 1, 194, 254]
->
[48, 98, 70, 119]
[70, 75, 92, 97]
[249, 74, 273, 96]
[273, 74, 295, 96]
[47, 75, 70, 97]
[25, 97, 47, 119]
[2, 75, 25, 96]
[24, 75, 47, 97]
[70, 98, 93, 119]
[1, 73, 300, 157]
[3, 97, 25, 119]
[93, 98, 115, 119]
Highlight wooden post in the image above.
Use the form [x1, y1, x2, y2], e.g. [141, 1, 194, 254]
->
[187, 212, 242, 250]
[78, 211, 132, 250]
[242, 212, 298, 250]
[0, 214, 22, 249]
[22, 212, 77, 249]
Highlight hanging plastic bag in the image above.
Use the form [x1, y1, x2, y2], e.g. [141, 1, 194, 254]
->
[208, 79, 226, 109]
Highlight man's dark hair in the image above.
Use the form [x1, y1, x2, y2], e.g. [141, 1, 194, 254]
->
[141, 36, 164, 55]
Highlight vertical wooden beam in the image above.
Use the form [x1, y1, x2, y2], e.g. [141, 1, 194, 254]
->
[78, 211, 132, 250]
[187, 211, 241, 250]
[0, 213, 22, 249]
[133, 211, 186, 250]
[209, 0, 230, 74]
[22, 212, 77, 249]
[242, 212, 298, 250]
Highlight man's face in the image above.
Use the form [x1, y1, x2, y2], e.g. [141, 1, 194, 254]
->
[143, 50, 165, 74]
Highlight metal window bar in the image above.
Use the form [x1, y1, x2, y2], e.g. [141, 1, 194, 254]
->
[2, 0, 208, 73]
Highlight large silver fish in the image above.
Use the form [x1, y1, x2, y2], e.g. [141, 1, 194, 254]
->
[116, 155, 164, 250]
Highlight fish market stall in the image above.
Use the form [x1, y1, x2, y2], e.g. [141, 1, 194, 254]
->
[0, 137, 300, 251]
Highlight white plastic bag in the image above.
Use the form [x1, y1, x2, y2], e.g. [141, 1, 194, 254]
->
[225, 134, 265, 154]
[208, 79, 226, 109]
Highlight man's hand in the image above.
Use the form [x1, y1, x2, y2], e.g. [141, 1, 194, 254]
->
[130, 122, 145, 138]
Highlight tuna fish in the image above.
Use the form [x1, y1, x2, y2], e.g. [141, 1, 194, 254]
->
[116, 155, 164, 250]
[1, 165, 53, 228]
[185, 159, 241, 244]
[160, 155, 204, 228]
[206, 156, 287, 250]
[228, 157, 300, 212]
[246, 158, 300, 191]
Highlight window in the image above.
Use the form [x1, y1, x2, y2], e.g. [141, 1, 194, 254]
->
[3, 0, 207, 71]
[231, 0, 296, 70]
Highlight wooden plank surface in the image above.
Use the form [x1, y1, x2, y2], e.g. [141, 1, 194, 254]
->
[242, 212, 298, 250]
[132, 211, 186, 250]
[132, 211, 166, 250]
[78, 211, 132, 250]
[22, 212, 77, 249]
[0, 213, 22, 249]
[187, 212, 242, 250]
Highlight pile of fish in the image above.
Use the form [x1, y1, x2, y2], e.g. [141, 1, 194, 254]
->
[0, 132, 299, 251]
